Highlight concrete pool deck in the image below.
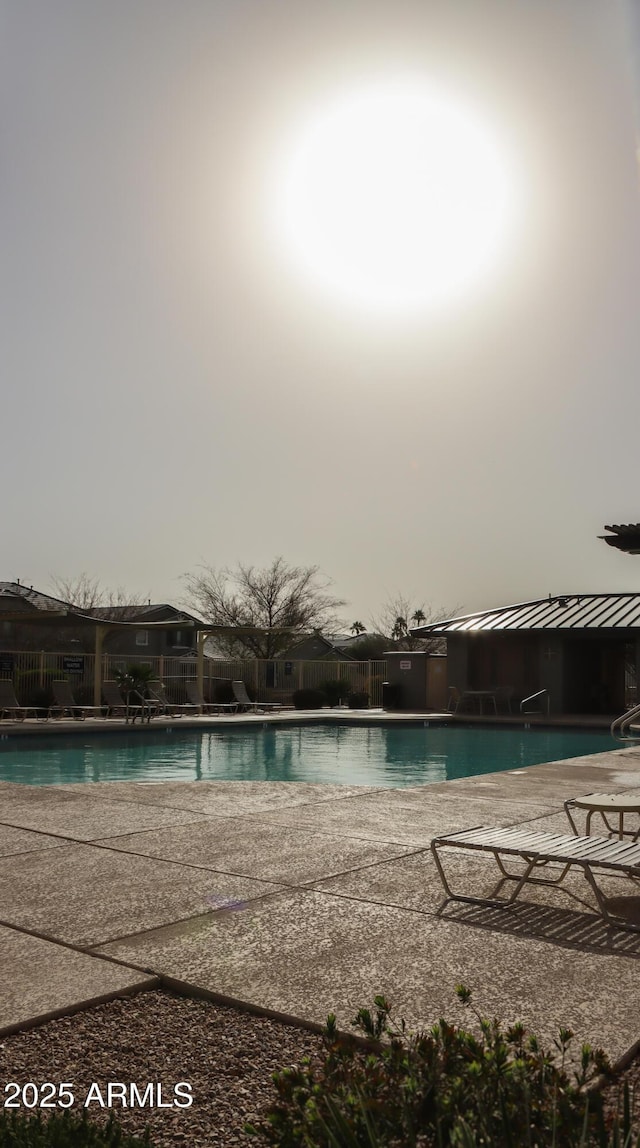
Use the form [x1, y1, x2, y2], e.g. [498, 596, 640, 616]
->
[2, 737, 640, 1067]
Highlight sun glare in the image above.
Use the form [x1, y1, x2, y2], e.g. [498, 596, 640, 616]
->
[269, 77, 521, 316]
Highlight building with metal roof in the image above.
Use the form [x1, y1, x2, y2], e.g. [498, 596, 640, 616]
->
[412, 593, 640, 716]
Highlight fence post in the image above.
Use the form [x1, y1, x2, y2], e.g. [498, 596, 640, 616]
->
[93, 625, 106, 709]
[158, 654, 164, 685]
[38, 650, 45, 687]
[197, 631, 205, 707]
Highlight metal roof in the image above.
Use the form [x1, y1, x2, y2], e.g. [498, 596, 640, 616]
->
[412, 594, 640, 634]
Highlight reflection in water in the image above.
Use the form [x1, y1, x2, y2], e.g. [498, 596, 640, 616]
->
[0, 724, 618, 788]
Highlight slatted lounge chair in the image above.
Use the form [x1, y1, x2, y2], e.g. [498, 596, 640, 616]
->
[49, 680, 104, 720]
[147, 682, 199, 717]
[101, 680, 147, 722]
[184, 681, 237, 714]
[446, 686, 462, 713]
[232, 680, 282, 713]
[0, 680, 47, 721]
[431, 825, 640, 932]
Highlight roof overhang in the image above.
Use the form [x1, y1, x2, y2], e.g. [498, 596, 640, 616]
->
[1, 611, 198, 630]
[412, 593, 640, 635]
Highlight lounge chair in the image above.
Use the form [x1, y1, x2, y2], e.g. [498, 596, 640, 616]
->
[0, 680, 47, 722]
[49, 680, 104, 721]
[102, 680, 147, 722]
[431, 825, 640, 932]
[147, 681, 200, 717]
[232, 680, 282, 713]
[446, 686, 461, 713]
[184, 681, 237, 714]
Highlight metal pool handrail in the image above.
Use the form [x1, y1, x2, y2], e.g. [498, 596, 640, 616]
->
[611, 702, 640, 741]
[520, 689, 550, 715]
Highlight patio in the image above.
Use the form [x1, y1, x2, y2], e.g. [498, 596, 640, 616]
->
[2, 743, 640, 1069]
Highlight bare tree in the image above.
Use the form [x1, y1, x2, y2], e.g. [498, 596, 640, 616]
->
[182, 557, 347, 659]
[370, 593, 456, 652]
[49, 574, 148, 619]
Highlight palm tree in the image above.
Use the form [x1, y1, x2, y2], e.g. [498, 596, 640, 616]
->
[391, 617, 408, 642]
[114, 663, 157, 704]
[350, 621, 366, 636]
[411, 609, 426, 628]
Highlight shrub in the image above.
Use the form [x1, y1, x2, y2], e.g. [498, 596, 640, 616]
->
[211, 679, 235, 705]
[348, 691, 369, 709]
[203, 678, 257, 705]
[247, 987, 637, 1147]
[0, 1110, 152, 1146]
[318, 679, 352, 707]
[14, 669, 64, 708]
[292, 688, 327, 710]
[72, 683, 95, 706]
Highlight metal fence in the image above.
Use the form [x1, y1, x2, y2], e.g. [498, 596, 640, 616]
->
[0, 651, 387, 707]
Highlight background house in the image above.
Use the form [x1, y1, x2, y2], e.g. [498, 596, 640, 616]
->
[84, 604, 201, 657]
[0, 582, 89, 652]
[413, 593, 640, 716]
[0, 582, 202, 657]
[280, 633, 356, 662]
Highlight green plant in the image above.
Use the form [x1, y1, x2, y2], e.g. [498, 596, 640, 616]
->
[292, 688, 327, 710]
[247, 988, 638, 1146]
[348, 691, 369, 709]
[73, 683, 95, 706]
[14, 669, 66, 707]
[210, 679, 235, 705]
[0, 1110, 152, 1146]
[318, 679, 352, 707]
[113, 664, 157, 703]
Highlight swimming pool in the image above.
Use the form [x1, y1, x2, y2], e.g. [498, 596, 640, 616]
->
[0, 723, 620, 787]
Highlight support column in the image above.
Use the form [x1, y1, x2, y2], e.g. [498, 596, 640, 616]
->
[197, 631, 206, 712]
[93, 625, 107, 708]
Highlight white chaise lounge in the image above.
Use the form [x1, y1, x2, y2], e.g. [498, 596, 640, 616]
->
[431, 825, 640, 932]
[232, 680, 282, 713]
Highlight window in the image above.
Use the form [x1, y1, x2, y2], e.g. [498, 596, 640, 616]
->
[168, 629, 193, 648]
[135, 630, 149, 647]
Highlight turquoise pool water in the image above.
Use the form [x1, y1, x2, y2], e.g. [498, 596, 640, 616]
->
[0, 723, 620, 787]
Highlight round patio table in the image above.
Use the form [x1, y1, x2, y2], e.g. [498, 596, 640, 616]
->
[564, 792, 640, 841]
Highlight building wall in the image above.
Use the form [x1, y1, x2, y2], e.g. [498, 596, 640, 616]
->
[0, 619, 196, 658]
[447, 637, 468, 694]
[445, 630, 630, 716]
[426, 656, 448, 710]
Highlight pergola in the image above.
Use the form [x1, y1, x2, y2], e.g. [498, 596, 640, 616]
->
[0, 611, 294, 706]
[600, 524, 640, 555]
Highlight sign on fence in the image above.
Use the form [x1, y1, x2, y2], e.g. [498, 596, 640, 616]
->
[0, 653, 14, 675]
[62, 656, 85, 674]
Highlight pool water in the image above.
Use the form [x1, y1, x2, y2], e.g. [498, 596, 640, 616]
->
[0, 723, 620, 787]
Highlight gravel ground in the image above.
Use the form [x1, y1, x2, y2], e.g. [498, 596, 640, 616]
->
[1, 988, 638, 1145]
[0, 990, 324, 1146]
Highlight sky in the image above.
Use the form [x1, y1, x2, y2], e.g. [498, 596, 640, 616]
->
[3, 0, 640, 627]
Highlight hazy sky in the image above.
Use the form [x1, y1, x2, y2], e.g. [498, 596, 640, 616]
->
[4, 0, 640, 626]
